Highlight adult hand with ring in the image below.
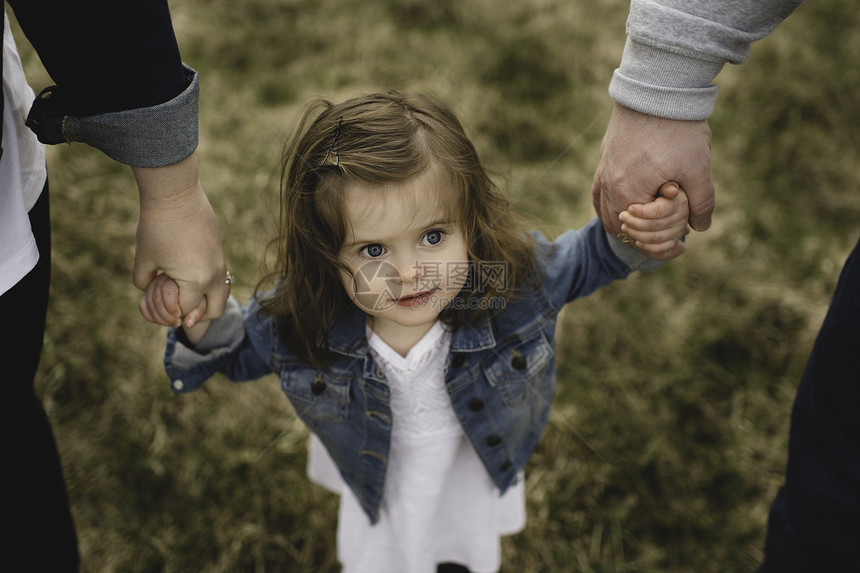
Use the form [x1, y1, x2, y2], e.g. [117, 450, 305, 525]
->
[132, 153, 231, 328]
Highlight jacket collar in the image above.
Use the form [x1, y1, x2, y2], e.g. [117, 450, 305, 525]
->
[327, 306, 497, 357]
[327, 306, 368, 358]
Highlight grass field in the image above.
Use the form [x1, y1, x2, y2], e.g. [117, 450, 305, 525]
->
[12, 0, 860, 571]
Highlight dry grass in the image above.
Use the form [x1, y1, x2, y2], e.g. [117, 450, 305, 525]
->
[12, 0, 860, 570]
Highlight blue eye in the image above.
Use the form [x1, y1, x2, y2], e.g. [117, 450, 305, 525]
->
[423, 230, 444, 246]
[360, 244, 385, 258]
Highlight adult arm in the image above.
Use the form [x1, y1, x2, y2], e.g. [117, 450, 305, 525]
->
[8, 0, 187, 115]
[9, 0, 228, 321]
[132, 152, 229, 324]
[593, 0, 805, 239]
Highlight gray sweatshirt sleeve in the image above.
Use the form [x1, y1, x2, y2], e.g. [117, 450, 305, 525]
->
[609, 0, 805, 120]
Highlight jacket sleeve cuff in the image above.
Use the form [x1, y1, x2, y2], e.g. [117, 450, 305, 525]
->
[605, 231, 667, 272]
[169, 297, 245, 367]
[62, 64, 199, 167]
[164, 297, 245, 393]
[609, 38, 724, 121]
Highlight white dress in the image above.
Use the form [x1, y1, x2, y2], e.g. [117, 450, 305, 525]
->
[307, 321, 526, 573]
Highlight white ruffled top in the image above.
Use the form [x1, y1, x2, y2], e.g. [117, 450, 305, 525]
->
[307, 321, 525, 573]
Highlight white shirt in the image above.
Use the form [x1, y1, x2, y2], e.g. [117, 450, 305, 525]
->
[1, 13, 48, 296]
[308, 321, 526, 573]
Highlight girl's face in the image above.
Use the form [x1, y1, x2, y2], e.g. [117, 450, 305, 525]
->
[338, 167, 469, 348]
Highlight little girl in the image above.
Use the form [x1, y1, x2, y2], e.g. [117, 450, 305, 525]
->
[141, 92, 689, 573]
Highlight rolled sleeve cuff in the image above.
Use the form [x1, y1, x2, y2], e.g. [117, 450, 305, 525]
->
[64, 64, 200, 167]
[609, 38, 724, 121]
[605, 231, 667, 273]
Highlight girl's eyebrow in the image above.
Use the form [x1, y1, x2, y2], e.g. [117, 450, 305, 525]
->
[421, 219, 454, 230]
[343, 219, 454, 249]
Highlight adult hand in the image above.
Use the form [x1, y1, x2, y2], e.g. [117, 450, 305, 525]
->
[131, 152, 229, 327]
[592, 103, 716, 243]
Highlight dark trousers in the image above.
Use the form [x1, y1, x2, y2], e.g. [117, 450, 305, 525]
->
[759, 237, 860, 572]
[1, 183, 80, 572]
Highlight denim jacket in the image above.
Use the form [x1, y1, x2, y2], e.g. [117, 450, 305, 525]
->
[164, 217, 662, 523]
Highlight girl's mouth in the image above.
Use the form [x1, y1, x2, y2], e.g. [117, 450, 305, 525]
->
[394, 289, 437, 307]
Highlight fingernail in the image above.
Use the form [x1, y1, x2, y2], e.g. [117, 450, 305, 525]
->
[619, 211, 628, 222]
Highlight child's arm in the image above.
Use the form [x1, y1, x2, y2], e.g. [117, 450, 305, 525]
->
[618, 181, 690, 261]
[139, 273, 213, 345]
[143, 274, 272, 393]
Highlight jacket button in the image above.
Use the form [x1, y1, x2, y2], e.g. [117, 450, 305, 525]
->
[452, 354, 465, 368]
[487, 435, 502, 447]
[511, 351, 527, 371]
[468, 398, 484, 412]
[172, 379, 184, 391]
[311, 376, 327, 395]
[500, 460, 512, 471]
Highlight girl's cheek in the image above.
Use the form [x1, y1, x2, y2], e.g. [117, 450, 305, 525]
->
[339, 269, 358, 298]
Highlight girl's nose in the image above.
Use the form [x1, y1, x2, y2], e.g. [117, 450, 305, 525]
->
[392, 254, 421, 285]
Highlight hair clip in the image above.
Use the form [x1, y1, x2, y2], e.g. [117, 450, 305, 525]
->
[322, 116, 343, 167]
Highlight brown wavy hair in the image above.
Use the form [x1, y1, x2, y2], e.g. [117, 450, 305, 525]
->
[258, 92, 536, 368]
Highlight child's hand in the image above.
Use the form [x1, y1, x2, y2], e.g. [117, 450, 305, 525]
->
[139, 273, 211, 330]
[139, 273, 183, 328]
[618, 181, 690, 261]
